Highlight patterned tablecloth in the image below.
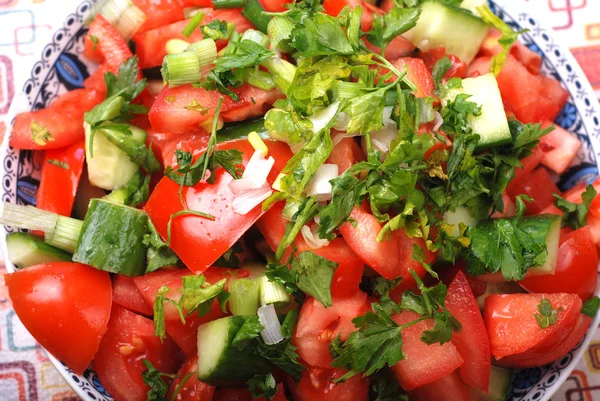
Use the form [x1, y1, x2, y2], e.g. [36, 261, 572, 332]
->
[0, 0, 599, 400]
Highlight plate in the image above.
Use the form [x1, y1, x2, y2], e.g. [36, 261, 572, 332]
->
[1, 1, 600, 400]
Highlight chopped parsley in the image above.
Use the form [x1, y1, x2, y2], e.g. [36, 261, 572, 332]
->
[47, 159, 69, 169]
[30, 121, 54, 146]
[534, 298, 560, 329]
[554, 184, 597, 230]
[582, 296, 600, 318]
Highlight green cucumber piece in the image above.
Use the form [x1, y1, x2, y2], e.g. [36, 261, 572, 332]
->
[73, 199, 149, 276]
[85, 122, 145, 190]
[197, 316, 271, 385]
[517, 214, 561, 276]
[442, 73, 512, 150]
[477, 366, 512, 401]
[6, 233, 71, 268]
[408, 0, 489, 64]
[217, 118, 268, 144]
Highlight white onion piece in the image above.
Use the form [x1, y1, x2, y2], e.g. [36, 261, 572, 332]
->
[306, 164, 339, 200]
[229, 150, 274, 194]
[310, 102, 340, 134]
[382, 106, 394, 126]
[433, 111, 443, 132]
[301, 224, 330, 249]
[361, 121, 398, 157]
[232, 183, 272, 215]
[333, 111, 351, 131]
[258, 304, 284, 345]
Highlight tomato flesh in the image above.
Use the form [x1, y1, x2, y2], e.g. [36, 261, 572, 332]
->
[5, 262, 112, 375]
[409, 370, 477, 401]
[168, 356, 216, 401]
[539, 121, 581, 175]
[391, 57, 435, 98]
[112, 275, 153, 316]
[506, 167, 560, 215]
[288, 368, 370, 401]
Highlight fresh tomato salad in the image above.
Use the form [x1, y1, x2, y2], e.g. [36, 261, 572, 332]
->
[2, 0, 598, 400]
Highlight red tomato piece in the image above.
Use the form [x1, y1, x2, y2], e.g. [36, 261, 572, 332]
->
[390, 311, 464, 391]
[478, 28, 542, 75]
[293, 292, 370, 368]
[519, 227, 598, 301]
[327, 135, 365, 173]
[508, 145, 545, 194]
[506, 167, 560, 215]
[168, 356, 216, 401]
[112, 275, 153, 316]
[484, 293, 582, 359]
[322, 0, 373, 30]
[83, 32, 104, 63]
[437, 261, 488, 299]
[419, 47, 468, 80]
[134, 9, 253, 68]
[288, 368, 370, 401]
[132, 0, 187, 33]
[364, 35, 416, 61]
[539, 121, 581, 174]
[10, 89, 104, 150]
[84, 63, 110, 92]
[147, 128, 210, 168]
[88, 15, 137, 75]
[495, 314, 591, 368]
[145, 140, 291, 274]
[5, 262, 112, 374]
[445, 271, 491, 393]
[95, 306, 181, 401]
[391, 57, 435, 98]
[220, 85, 285, 122]
[341, 203, 435, 281]
[36, 140, 85, 217]
[133, 267, 238, 355]
[256, 202, 365, 298]
[258, 0, 293, 12]
[214, 383, 288, 401]
[409, 370, 477, 401]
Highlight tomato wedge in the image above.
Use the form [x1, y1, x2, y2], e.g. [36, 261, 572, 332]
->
[391, 57, 435, 98]
[409, 370, 477, 401]
[94, 306, 181, 401]
[145, 139, 292, 274]
[539, 122, 581, 175]
[288, 367, 370, 401]
[326, 136, 365, 173]
[293, 292, 370, 368]
[484, 293, 582, 359]
[168, 356, 216, 401]
[519, 227, 598, 301]
[214, 383, 288, 401]
[419, 47, 467, 81]
[390, 311, 464, 391]
[87, 15, 138, 74]
[112, 275, 153, 316]
[445, 271, 490, 393]
[5, 262, 112, 374]
[506, 167, 560, 215]
[132, 0, 188, 33]
[256, 202, 365, 298]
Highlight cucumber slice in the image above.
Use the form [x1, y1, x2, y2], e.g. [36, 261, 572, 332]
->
[408, 0, 489, 64]
[442, 73, 512, 150]
[477, 366, 512, 401]
[517, 214, 561, 276]
[85, 122, 145, 190]
[6, 233, 71, 268]
[460, 0, 486, 16]
[73, 199, 149, 276]
[197, 316, 271, 385]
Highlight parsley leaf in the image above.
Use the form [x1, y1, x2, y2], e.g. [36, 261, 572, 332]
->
[366, 7, 420, 53]
[47, 159, 69, 169]
[201, 20, 235, 40]
[290, 13, 355, 56]
[142, 360, 175, 401]
[553, 184, 597, 230]
[535, 298, 560, 329]
[440, 93, 482, 136]
[143, 220, 180, 273]
[582, 296, 600, 318]
[432, 56, 452, 90]
[248, 374, 277, 400]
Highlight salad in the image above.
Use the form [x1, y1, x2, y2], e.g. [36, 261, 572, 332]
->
[2, 0, 599, 400]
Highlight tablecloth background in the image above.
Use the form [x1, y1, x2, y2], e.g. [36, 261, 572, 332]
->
[0, 0, 599, 400]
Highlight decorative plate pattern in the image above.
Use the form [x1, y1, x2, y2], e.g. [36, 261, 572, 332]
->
[0, 1, 599, 401]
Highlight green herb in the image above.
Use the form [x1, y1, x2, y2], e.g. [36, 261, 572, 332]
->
[143, 220, 180, 273]
[289, 13, 355, 57]
[182, 12, 204, 37]
[432, 56, 452, 90]
[366, 6, 420, 54]
[214, 241, 245, 268]
[553, 184, 597, 230]
[47, 159, 69, 169]
[248, 374, 277, 400]
[476, 5, 528, 76]
[535, 298, 560, 329]
[370, 370, 408, 401]
[30, 121, 54, 146]
[142, 360, 175, 401]
[201, 19, 235, 41]
[440, 93, 481, 136]
[582, 296, 600, 318]
[275, 197, 319, 259]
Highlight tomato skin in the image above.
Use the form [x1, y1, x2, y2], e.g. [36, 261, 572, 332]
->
[288, 368, 370, 401]
[132, 0, 187, 33]
[390, 311, 464, 391]
[5, 262, 112, 374]
[506, 167, 560, 215]
[95, 306, 181, 401]
[484, 293, 582, 359]
[168, 356, 216, 401]
[36, 140, 85, 217]
[258, 0, 293, 12]
[519, 227, 598, 301]
[84, 63, 110, 92]
[539, 121, 581, 175]
[293, 292, 370, 368]
[445, 271, 490, 393]
[147, 128, 210, 168]
[112, 275, 153, 316]
[214, 383, 288, 401]
[509, 145, 545, 192]
[10, 89, 104, 150]
[145, 140, 291, 274]
[479, 28, 542, 75]
[327, 136, 365, 173]
[409, 370, 477, 401]
[256, 202, 365, 298]
[88, 15, 138, 75]
[495, 314, 591, 368]
[391, 57, 435, 98]
[419, 47, 468, 80]
[133, 267, 238, 355]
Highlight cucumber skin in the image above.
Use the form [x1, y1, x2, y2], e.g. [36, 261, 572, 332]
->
[217, 119, 268, 144]
[73, 199, 149, 276]
[6, 233, 71, 268]
[197, 316, 271, 386]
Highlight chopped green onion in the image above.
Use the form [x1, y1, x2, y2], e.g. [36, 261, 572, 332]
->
[241, 29, 269, 47]
[166, 38, 191, 55]
[246, 69, 276, 90]
[261, 57, 296, 92]
[87, 0, 146, 40]
[114, 4, 146, 41]
[333, 81, 365, 101]
[45, 216, 83, 253]
[259, 276, 290, 307]
[87, 0, 131, 25]
[187, 39, 218, 69]
[229, 277, 261, 315]
[242, 0, 271, 34]
[161, 51, 201, 86]
[182, 12, 204, 38]
[267, 16, 294, 52]
[213, 0, 246, 9]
